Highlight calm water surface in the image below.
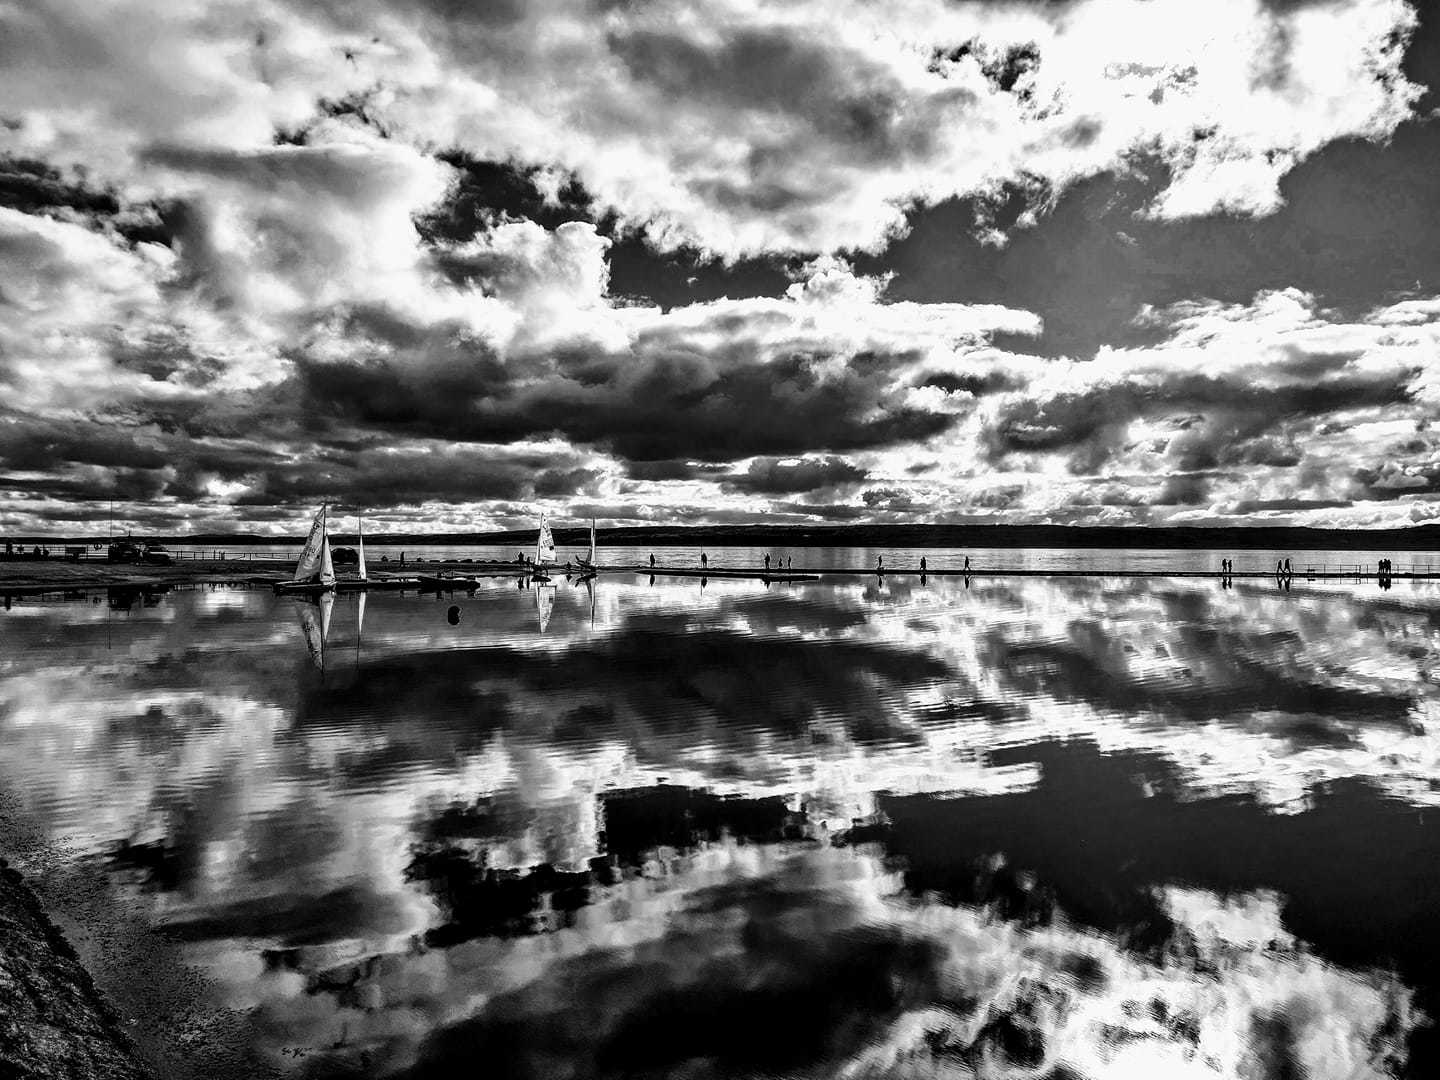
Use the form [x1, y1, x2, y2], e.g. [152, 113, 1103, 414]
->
[2, 566, 1439, 1078]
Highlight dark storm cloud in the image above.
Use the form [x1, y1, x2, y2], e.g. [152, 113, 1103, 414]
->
[622, 460, 730, 482]
[0, 156, 120, 217]
[917, 369, 1023, 396]
[1350, 460, 1440, 502]
[983, 369, 1415, 473]
[234, 444, 601, 507]
[293, 319, 953, 464]
[724, 456, 869, 495]
[1229, 497, 1353, 514]
[0, 416, 169, 471]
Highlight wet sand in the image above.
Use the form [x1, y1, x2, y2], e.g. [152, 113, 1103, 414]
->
[0, 859, 151, 1079]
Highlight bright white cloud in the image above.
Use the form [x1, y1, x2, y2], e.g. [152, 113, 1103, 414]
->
[0, 0, 1423, 258]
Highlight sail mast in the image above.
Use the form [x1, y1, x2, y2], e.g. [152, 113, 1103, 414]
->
[357, 512, 367, 581]
[318, 506, 336, 586]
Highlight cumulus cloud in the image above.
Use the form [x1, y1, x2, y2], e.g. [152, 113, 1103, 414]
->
[1, 0, 1423, 259]
[1, 0, 1438, 531]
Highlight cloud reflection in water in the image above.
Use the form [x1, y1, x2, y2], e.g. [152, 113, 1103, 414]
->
[0, 574, 1435, 1076]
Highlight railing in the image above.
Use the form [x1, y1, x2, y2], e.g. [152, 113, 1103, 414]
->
[168, 550, 292, 562]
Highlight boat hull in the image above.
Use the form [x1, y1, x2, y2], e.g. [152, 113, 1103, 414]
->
[273, 581, 336, 595]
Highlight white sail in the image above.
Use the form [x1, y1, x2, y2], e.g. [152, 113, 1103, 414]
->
[293, 505, 328, 582]
[319, 532, 336, 587]
[357, 514, 368, 581]
[536, 515, 557, 566]
[587, 518, 596, 565]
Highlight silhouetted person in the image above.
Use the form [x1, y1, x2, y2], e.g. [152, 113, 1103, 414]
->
[764, 553, 771, 571]
[1284, 558, 1292, 576]
[701, 552, 708, 570]
[876, 555, 884, 573]
[649, 553, 656, 568]
[964, 555, 971, 573]
[920, 556, 927, 572]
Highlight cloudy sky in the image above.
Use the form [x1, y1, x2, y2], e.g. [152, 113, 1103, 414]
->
[4, 0, 1440, 534]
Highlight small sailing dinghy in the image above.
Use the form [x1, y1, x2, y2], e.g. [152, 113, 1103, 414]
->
[336, 511, 372, 592]
[276, 504, 337, 594]
[571, 518, 597, 580]
[531, 514, 559, 581]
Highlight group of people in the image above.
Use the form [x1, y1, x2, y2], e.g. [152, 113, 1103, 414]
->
[1, 541, 49, 559]
[876, 554, 969, 575]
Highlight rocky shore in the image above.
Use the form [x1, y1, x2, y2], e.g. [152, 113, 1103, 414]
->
[0, 858, 152, 1079]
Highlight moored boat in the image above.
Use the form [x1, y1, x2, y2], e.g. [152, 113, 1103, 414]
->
[275, 505, 337, 594]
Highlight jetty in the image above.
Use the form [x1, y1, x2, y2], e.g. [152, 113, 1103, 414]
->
[4, 556, 1438, 599]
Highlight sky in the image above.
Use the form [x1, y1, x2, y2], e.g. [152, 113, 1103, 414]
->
[4, 0, 1440, 535]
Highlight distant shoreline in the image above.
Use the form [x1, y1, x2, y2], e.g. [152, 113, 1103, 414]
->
[10, 523, 1440, 551]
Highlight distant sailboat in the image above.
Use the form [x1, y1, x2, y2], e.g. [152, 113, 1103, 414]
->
[279, 504, 337, 593]
[572, 518, 597, 579]
[532, 513, 559, 581]
[356, 513, 368, 582]
[294, 591, 335, 670]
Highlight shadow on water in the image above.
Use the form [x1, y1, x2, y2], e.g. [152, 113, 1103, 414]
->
[1, 573, 1438, 1077]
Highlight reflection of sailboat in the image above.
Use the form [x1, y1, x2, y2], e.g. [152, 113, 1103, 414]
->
[277, 504, 336, 593]
[536, 582, 555, 633]
[572, 518, 597, 580]
[357, 513, 367, 582]
[355, 590, 366, 668]
[293, 591, 335, 670]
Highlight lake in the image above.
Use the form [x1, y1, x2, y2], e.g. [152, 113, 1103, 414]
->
[1, 565, 1438, 1078]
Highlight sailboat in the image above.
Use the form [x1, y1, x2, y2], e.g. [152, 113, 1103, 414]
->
[356, 513, 367, 582]
[335, 510, 371, 591]
[276, 504, 337, 593]
[571, 518, 597, 580]
[531, 513, 559, 581]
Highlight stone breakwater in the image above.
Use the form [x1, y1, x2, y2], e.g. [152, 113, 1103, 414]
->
[0, 858, 151, 1079]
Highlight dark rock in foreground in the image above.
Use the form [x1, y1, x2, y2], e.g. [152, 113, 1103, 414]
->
[0, 859, 151, 1079]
